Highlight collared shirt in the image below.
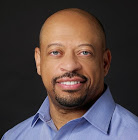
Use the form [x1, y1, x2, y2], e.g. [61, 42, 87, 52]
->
[2, 87, 138, 140]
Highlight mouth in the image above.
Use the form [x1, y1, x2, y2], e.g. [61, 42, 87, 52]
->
[60, 81, 81, 85]
[56, 77, 87, 90]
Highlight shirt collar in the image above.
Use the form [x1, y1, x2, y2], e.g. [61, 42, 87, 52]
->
[32, 97, 50, 127]
[32, 87, 116, 134]
[83, 87, 116, 134]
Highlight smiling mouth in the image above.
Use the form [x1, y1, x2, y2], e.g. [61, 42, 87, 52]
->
[56, 78, 87, 90]
[60, 81, 80, 85]
[59, 80, 86, 85]
[52, 72, 87, 90]
[56, 77, 87, 84]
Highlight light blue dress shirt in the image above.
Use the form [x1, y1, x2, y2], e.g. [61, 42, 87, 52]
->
[2, 87, 138, 140]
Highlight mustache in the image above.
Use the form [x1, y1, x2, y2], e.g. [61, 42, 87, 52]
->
[52, 72, 88, 85]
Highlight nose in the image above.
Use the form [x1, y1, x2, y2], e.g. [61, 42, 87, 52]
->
[60, 53, 82, 72]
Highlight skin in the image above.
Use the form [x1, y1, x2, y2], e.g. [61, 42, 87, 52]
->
[35, 8, 111, 130]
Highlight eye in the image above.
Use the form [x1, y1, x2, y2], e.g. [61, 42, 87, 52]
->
[80, 51, 91, 56]
[50, 51, 60, 56]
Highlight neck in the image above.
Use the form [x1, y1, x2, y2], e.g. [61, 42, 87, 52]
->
[48, 97, 98, 130]
[49, 99, 89, 130]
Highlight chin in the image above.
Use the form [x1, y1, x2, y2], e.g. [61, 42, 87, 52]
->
[54, 90, 88, 108]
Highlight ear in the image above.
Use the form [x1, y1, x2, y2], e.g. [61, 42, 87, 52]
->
[35, 47, 41, 75]
[103, 49, 112, 76]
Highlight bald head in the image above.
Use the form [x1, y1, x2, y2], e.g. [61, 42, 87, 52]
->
[39, 8, 106, 50]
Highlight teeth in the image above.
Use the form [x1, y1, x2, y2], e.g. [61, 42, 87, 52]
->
[60, 81, 80, 85]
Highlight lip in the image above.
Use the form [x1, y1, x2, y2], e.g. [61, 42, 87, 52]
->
[56, 77, 86, 83]
[57, 82, 83, 90]
[56, 77, 87, 90]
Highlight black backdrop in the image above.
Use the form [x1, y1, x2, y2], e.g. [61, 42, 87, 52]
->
[1, 0, 138, 137]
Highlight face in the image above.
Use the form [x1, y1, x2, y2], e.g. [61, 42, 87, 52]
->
[35, 12, 111, 109]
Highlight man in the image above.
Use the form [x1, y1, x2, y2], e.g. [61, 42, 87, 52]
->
[2, 8, 138, 140]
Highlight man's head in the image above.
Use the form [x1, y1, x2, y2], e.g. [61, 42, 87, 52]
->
[35, 8, 111, 109]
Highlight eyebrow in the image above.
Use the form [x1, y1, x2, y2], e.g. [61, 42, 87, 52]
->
[78, 43, 94, 49]
[47, 43, 94, 49]
[47, 43, 64, 48]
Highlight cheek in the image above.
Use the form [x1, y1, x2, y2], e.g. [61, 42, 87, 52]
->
[40, 61, 53, 88]
[40, 60, 61, 88]
[83, 60, 104, 82]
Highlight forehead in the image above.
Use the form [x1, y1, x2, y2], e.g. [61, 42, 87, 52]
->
[40, 10, 105, 48]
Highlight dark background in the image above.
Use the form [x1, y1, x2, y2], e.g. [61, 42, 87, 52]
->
[1, 0, 138, 137]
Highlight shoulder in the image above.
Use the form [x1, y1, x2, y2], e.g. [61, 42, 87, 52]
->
[115, 104, 138, 127]
[2, 116, 34, 140]
[111, 104, 138, 138]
